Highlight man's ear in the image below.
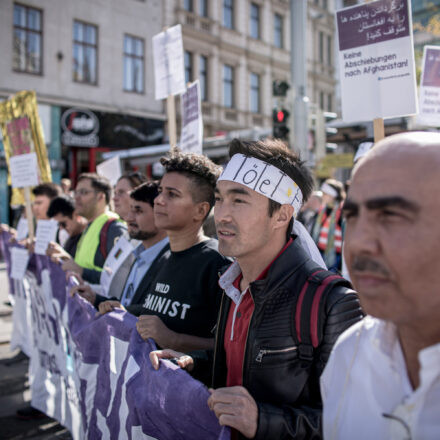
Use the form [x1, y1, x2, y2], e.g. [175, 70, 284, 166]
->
[273, 205, 294, 230]
[194, 201, 211, 222]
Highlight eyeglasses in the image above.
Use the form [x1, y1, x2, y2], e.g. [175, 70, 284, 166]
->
[74, 189, 95, 197]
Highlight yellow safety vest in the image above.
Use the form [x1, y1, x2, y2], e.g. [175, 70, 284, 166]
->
[74, 212, 120, 272]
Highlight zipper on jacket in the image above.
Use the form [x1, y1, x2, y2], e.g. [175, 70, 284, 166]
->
[255, 346, 298, 363]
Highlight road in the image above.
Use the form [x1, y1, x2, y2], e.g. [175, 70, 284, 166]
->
[0, 261, 72, 439]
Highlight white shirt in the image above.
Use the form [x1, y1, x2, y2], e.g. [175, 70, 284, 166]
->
[321, 316, 440, 440]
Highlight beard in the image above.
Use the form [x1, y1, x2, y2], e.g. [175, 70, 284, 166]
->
[129, 229, 157, 240]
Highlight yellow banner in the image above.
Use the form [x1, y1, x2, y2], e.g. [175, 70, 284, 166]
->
[0, 90, 52, 205]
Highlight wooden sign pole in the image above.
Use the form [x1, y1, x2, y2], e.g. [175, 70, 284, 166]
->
[23, 187, 34, 242]
[373, 118, 385, 143]
[167, 95, 177, 150]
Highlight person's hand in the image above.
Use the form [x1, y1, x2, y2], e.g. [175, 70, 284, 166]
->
[136, 315, 177, 348]
[23, 237, 35, 253]
[149, 349, 194, 371]
[47, 242, 71, 263]
[66, 271, 84, 284]
[208, 386, 258, 439]
[97, 300, 125, 315]
[62, 258, 83, 275]
[70, 283, 96, 304]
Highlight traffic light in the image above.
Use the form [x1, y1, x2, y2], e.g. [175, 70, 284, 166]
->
[273, 108, 290, 140]
[273, 80, 290, 97]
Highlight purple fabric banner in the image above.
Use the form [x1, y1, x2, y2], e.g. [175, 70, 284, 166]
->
[1, 230, 15, 294]
[3, 232, 229, 440]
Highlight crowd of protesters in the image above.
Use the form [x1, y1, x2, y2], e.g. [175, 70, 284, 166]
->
[1, 132, 439, 438]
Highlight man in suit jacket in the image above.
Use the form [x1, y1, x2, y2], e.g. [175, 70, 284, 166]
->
[71, 181, 169, 308]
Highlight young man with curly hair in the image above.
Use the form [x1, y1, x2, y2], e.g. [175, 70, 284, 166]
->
[128, 150, 231, 353]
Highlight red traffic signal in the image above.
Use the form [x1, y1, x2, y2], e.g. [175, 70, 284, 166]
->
[277, 110, 286, 123]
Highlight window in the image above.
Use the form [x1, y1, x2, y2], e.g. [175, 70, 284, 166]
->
[13, 4, 42, 74]
[327, 35, 332, 66]
[250, 73, 260, 113]
[184, 51, 193, 84]
[183, 0, 193, 12]
[223, 0, 234, 29]
[320, 91, 325, 110]
[250, 3, 260, 39]
[319, 31, 324, 64]
[200, 55, 208, 101]
[73, 21, 97, 84]
[223, 65, 234, 108]
[327, 93, 333, 112]
[199, 0, 208, 17]
[274, 14, 283, 48]
[123, 35, 144, 93]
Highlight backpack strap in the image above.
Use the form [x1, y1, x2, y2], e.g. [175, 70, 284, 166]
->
[99, 218, 117, 260]
[294, 269, 351, 361]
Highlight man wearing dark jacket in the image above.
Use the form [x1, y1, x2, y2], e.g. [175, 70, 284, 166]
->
[150, 139, 363, 439]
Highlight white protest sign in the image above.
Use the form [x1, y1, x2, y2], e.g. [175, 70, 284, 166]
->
[180, 80, 203, 154]
[34, 219, 58, 255]
[10, 247, 30, 280]
[16, 216, 29, 240]
[153, 25, 186, 100]
[97, 155, 122, 186]
[418, 46, 440, 126]
[336, 0, 417, 122]
[9, 152, 39, 188]
[100, 236, 134, 298]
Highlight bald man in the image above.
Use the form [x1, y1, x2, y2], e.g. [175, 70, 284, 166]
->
[321, 132, 440, 439]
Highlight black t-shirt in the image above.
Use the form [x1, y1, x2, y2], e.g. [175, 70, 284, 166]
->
[139, 239, 230, 338]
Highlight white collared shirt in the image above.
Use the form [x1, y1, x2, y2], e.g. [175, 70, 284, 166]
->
[321, 316, 440, 440]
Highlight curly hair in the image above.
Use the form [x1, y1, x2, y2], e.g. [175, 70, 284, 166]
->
[160, 149, 222, 207]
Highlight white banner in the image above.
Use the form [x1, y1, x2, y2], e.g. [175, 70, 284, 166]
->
[336, 0, 417, 122]
[180, 80, 203, 154]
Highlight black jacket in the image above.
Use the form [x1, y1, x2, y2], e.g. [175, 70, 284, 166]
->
[195, 238, 363, 439]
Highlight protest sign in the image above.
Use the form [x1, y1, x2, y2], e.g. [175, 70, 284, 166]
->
[336, 0, 417, 123]
[418, 45, 440, 126]
[180, 80, 203, 154]
[153, 25, 186, 100]
[96, 155, 122, 186]
[0, 91, 52, 205]
[10, 247, 30, 280]
[16, 216, 29, 240]
[100, 236, 134, 298]
[34, 219, 59, 255]
[9, 152, 40, 188]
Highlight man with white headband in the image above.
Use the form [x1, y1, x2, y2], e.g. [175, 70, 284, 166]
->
[150, 139, 363, 439]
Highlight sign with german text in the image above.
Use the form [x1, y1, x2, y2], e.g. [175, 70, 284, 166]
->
[180, 80, 203, 154]
[336, 0, 417, 122]
[9, 152, 39, 188]
[418, 45, 440, 126]
[153, 25, 186, 100]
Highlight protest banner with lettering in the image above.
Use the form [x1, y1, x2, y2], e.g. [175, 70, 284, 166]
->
[0, 91, 52, 205]
[336, 0, 417, 122]
[180, 80, 203, 154]
[418, 45, 440, 126]
[0, 232, 230, 440]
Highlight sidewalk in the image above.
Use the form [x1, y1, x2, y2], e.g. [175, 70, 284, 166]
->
[0, 262, 72, 439]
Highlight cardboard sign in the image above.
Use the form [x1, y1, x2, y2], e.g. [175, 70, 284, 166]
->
[97, 155, 122, 186]
[180, 80, 203, 154]
[153, 25, 186, 100]
[418, 45, 440, 126]
[34, 219, 58, 255]
[10, 247, 30, 280]
[9, 152, 40, 188]
[336, 0, 417, 122]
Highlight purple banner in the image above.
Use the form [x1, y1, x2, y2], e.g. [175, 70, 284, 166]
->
[3, 234, 229, 439]
[422, 47, 440, 88]
[337, 0, 410, 51]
